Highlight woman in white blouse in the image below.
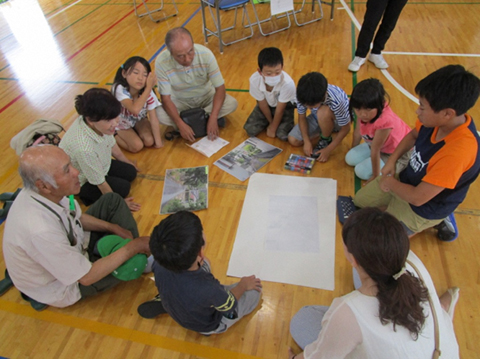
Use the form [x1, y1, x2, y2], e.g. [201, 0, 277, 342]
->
[289, 208, 460, 359]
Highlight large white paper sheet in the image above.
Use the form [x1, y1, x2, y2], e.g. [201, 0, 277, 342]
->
[227, 173, 337, 290]
[270, 0, 294, 16]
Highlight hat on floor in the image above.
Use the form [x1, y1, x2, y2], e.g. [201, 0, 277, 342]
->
[96, 235, 147, 281]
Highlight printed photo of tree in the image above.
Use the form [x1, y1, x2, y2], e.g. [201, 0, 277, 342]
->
[160, 166, 209, 214]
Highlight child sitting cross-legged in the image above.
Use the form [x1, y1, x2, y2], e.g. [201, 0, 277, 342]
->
[137, 211, 262, 335]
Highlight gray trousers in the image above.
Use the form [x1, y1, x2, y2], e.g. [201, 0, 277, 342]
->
[243, 102, 295, 141]
[199, 260, 262, 335]
[79, 192, 139, 298]
[155, 87, 238, 128]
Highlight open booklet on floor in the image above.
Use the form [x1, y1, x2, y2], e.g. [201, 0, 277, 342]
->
[186, 136, 229, 158]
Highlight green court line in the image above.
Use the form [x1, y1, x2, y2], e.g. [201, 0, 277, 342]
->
[44, 0, 79, 16]
[349, 0, 362, 194]
[226, 89, 249, 92]
[345, 1, 480, 4]
[137, 173, 248, 190]
[54, 0, 114, 36]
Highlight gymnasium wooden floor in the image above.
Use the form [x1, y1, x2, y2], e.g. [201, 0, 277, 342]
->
[0, 0, 479, 358]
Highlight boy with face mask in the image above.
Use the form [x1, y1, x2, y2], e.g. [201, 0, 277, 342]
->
[243, 47, 296, 141]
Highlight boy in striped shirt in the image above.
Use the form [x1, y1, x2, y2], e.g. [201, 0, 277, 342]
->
[288, 72, 351, 163]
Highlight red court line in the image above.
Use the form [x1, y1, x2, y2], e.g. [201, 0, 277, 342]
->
[0, 7, 138, 115]
[66, 9, 135, 62]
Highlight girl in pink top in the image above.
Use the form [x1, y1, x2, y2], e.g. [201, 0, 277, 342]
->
[345, 79, 411, 182]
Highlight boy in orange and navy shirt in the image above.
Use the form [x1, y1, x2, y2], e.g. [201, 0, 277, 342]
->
[354, 65, 480, 239]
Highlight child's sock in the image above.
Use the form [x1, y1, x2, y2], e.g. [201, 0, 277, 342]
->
[320, 135, 332, 141]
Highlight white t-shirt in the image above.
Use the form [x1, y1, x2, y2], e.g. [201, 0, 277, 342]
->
[3, 189, 92, 307]
[304, 251, 459, 359]
[249, 71, 296, 108]
[113, 84, 160, 130]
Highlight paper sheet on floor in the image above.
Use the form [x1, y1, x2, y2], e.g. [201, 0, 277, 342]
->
[227, 173, 337, 290]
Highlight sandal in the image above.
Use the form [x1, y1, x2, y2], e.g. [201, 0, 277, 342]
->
[0, 269, 14, 296]
[164, 131, 180, 141]
[0, 200, 14, 220]
[0, 188, 21, 202]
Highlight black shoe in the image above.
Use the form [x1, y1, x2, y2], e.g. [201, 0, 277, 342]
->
[434, 214, 458, 242]
[311, 137, 332, 159]
[164, 131, 180, 141]
[21, 292, 48, 311]
[0, 269, 14, 296]
[137, 294, 168, 319]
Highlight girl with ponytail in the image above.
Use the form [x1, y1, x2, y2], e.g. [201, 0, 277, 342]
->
[288, 208, 460, 359]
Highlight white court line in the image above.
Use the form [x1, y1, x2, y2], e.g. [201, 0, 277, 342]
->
[383, 51, 480, 58]
[381, 70, 419, 104]
[47, 0, 82, 20]
[338, 0, 454, 104]
[337, 2, 361, 29]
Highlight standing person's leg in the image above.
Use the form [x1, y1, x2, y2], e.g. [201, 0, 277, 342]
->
[371, 0, 408, 55]
[355, 0, 389, 57]
[85, 192, 139, 255]
[290, 305, 330, 350]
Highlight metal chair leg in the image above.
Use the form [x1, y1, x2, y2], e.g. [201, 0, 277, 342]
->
[133, 0, 179, 23]
[250, 0, 291, 36]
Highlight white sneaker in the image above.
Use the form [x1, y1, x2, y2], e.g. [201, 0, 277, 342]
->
[348, 57, 366, 72]
[368, 53, 389, 69]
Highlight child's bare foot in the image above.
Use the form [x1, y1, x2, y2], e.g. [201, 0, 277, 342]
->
[439, 287, 460, 320]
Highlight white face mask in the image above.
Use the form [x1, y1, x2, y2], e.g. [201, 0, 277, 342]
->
[264, 74, 282, 87]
